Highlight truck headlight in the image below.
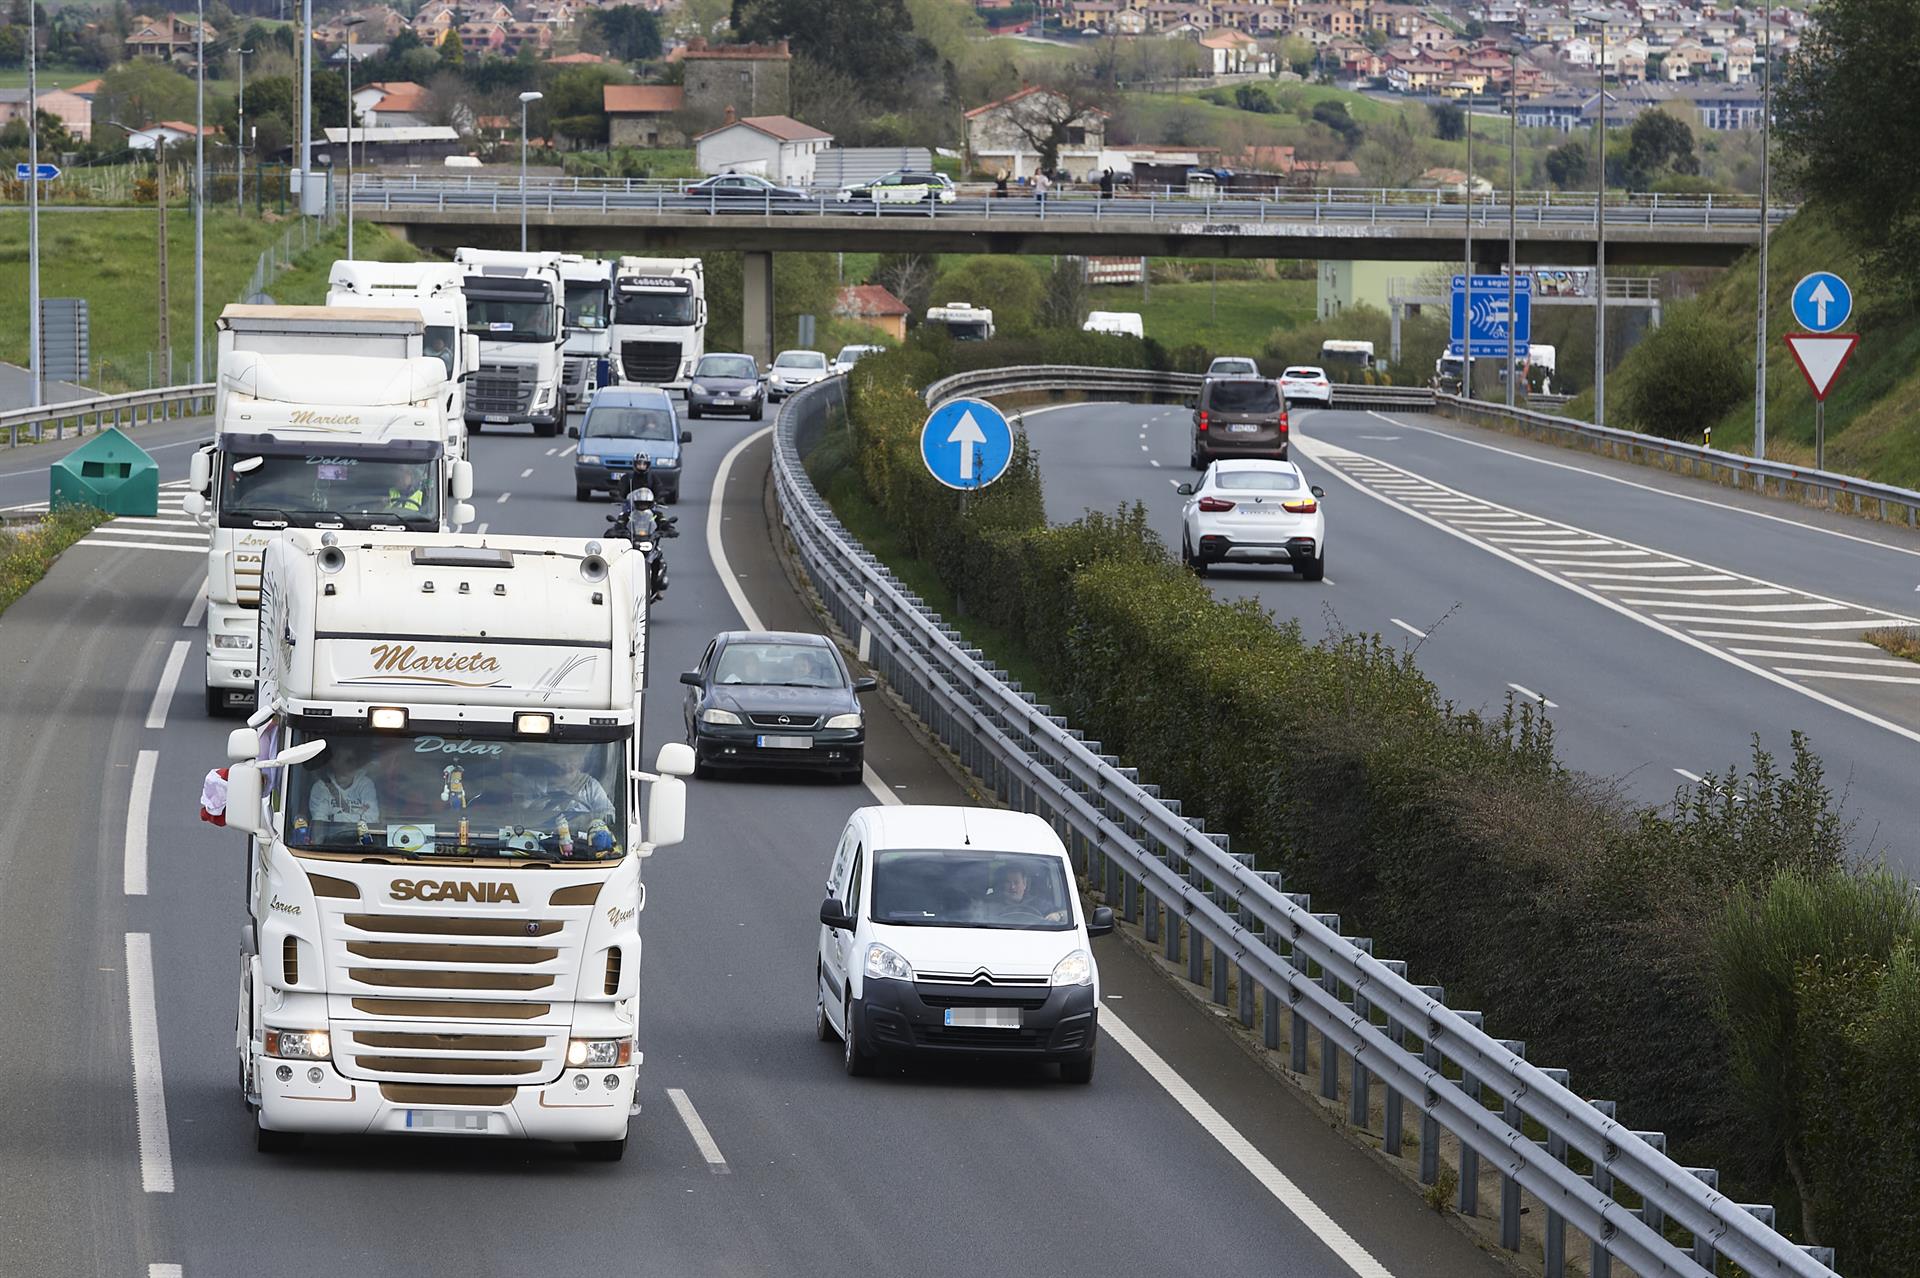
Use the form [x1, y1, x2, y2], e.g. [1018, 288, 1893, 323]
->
[823, 713, 862, 729]
[566, 1038, 632, 1067]
[700, 708, 741, 725]
[1051, 950, 1093, 987]
[214, 633, 255, 651]
[264, 1028, 331, 1060]
[864, 943, 913, 982]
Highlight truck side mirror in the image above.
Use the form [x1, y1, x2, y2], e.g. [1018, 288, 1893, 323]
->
[451, 501, 477, 528]
[654, 742, 695, 776]
[225, 762, 264, 836]
[450, 459, 475, 501]
[463, 334, 482, 372]
[182, 492, 207, 519]
[189, 447, 213, 494]
[644, 775, 686, 853]
[227, 727, 261, 762]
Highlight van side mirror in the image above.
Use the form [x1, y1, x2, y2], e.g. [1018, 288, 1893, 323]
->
[1176, 482, 1195, 496]
[1087, 905, 1115, 937]
[680, 430, 693, 443]
[852, 676, 877, 693]
[566, 424, 579, 438]
[819, 897, 854, 931]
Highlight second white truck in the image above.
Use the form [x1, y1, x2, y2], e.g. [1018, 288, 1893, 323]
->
[455, 248, 569, 436]
[612, 257, 706, 391]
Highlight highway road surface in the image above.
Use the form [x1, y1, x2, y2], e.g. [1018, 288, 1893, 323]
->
[1024, 400, 1920, 871]
[0, 404, 1509, 1277]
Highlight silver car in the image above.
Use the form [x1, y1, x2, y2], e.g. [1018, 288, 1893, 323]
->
[767, 349, 831, 400]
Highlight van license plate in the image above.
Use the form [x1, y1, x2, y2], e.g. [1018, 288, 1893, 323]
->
[406, 1110, 489, 1132]
[945, 1007, 1021, 1029]
[756, 734, 812, 749]
[1228, 423, 1260, 433]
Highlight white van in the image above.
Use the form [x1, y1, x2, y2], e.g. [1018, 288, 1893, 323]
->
[815, 805, 1113, 1082]
[1083, 310, 1145, 339]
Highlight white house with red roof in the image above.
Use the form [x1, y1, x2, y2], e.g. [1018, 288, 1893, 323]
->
[694, 109, 833, 185]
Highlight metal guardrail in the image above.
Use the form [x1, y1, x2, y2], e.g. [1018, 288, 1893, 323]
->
[926, 365, 1438, 412]
[773, 370, 1839, 1278]
[0, 385, 215, 448]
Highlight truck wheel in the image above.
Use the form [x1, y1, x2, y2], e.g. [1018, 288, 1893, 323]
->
[256, 1123, 303, 1154]
[205, 683, 226, 717]
[577, 1137, 627, 1162]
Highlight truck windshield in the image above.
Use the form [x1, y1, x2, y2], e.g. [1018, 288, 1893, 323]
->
[616, 289, 696, 326]
[220, 454, 439, 530]
[467, 296, 556, 343]
[870, 849, 1075, 931]
[942, 321, 990, 341]
[564, 282, 609, 330]
[286, 731, 628, 862]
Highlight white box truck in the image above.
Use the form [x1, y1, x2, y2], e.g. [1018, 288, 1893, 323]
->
[325, 261, 478, 457]
[558, 255, 616, 411]
[186, 305, 477, 715]
[221, 530, 692, 1160]
[454, 248, 569, 436]
[612, 257, 706, 390]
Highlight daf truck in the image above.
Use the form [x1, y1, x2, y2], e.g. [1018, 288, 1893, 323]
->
[187, 306, 477, 715]
[454, 248, 569, 436]
[558, 255, 617, 411]
[221, 530, 692, 1160]
[325, 261, 478, 457]
[612, 257, 706, 391]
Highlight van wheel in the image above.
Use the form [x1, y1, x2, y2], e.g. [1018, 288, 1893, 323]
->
[843, 998, 873, 1077]
[816, 970, 836, 1042]
[575, 485, 593, 502]
[577, 1137, 627, 1162]
[256, 1123, 303, 1154]
[1060, 1050, 1095, 1085]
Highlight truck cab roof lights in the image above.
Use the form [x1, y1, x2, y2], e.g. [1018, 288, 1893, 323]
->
[409, 547, 514, 569]
[515, 712, 554, 735]
[369, 707, 409, 731]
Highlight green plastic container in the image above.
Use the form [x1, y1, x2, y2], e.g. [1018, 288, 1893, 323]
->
[49, 427, 160, 517]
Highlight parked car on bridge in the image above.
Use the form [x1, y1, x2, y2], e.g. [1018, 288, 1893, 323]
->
[815, 804, 1113, 1081]
[1177, 459, 1327, 581]
[685, 173, 810, 210]
[836, 171, 957, 207]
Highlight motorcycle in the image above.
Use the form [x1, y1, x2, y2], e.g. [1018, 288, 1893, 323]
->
[605, 485, 677, 603]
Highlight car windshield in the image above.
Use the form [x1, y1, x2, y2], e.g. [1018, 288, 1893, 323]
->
[1215, 469, 1301, 491]
[220, 453, 439, 529]
[1208, 381, 1281, 413]
[1283, 367, 1323, 380]
[564, 281, 609, 330]
[836, 347, 876, 365]
[284, 731, 627, 862]
[1210, 359, 1256, 374]
[616, 289, 695, 326]
[697, 356, 756, 379]
[775, 352, 827, 370]
[870, 849, 1075, 931]
[585, 407, 674, 440]
[712, 641, 842, 688]
[466, 296, 556, 342]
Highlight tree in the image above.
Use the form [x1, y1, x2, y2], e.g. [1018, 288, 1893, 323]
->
[94, 60, 198, 132]
[1462, 17, 1484, 40]
[931, 256, 1044, 333]
[583, 5, 661, 62]
[871, 253, 938, 324]
[1310, 99, 1362, 149]
[1623, 108, 1697, 189]
[1617, 303, 1746, 438]
[544, 64, 627, 146]
[438, 27, 464, 67]
[0, 26, 22, 68]
[1356, 117, 1426, 188]
[737, 0, 935, 105]
[1038, 255, 1088, 331]
[1545, 139, 1590, 189]
[1778, 0, 1920, 303]
[1233, 83, 1278, 114]
[994, 80, 1112, 175]
[1429, 100, 1464, 141]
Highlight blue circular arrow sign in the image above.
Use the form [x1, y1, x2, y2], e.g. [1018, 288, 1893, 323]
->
[920, 398, 1014, 491]
[1790, 272, 1852, 334]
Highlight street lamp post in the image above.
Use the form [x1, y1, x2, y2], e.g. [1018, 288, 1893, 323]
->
[1507, 44, 1519, 407]
[1463, 96, 1474, 398]
[299, 0, 313, 216]
[194, 0, 206, 383]
[236, 46, 253, 214]
[1753, 1, 1773, 459]
[26, 0, 41, 406]
[344, 15, 366, 259]
[1594, 20, 1608, 425]
[518, 90, 544, 251]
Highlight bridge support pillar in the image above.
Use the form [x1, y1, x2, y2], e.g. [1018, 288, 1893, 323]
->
[743, 251, 775, 368]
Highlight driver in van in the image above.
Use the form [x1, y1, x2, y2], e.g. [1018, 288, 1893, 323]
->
[988, 862, 1067, 924]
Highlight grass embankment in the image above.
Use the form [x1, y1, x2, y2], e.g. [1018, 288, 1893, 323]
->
[1089, 277, 1314, 355]
[0, 213, 426, 391]
[1864, 628, 1920, 664]
[1569, 205, 1920, 487]
[0, 507, 110, 616]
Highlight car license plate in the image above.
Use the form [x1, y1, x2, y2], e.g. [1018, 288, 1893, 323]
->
[944, 1007, 1021, 1029]
[715, 397, 733, 405]
[406, 1109, 489, 1132]
[1228, 423, 1260, 433]
[485, 414, 509, 424]
[755, 734, 812, 749]
[1242, 505, 1283, 515]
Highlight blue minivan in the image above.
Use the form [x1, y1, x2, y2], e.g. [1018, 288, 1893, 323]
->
[570, 386, 692, 503]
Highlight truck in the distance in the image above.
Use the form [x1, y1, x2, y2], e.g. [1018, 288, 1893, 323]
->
[926, 302, 994, 341]
[221, 530, 692, 1160]
[325, 261, 477, 459]
[454, 248, 569, 435]
[558, 255, 616, 412]
[612, 257, 706, 390]
[186, 305, 476, 715]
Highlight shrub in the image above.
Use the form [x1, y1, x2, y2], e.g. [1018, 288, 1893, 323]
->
[1616, 302, 1749, 438]
[0, 506, 110, 617]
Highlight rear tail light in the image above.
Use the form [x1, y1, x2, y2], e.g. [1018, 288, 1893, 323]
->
[1278, 415, 1290, 434]
[1282, 498, 1318, 513]
[1197, 496, 1235, 512]
[1197, 410, 1209, 432]
[1316, 378, 1329, 386]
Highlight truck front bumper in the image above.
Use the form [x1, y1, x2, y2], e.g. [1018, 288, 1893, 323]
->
[206, 603, 257, 692]
[257, 1055, 637, 1143]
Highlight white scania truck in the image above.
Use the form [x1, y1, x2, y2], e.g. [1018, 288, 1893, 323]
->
[612, 257, 706, 391]
[454, 248, 568, 436]
[187, 305, 477, 715]
[325, 261, 478, 456]
[557, 255, 616, 411]
[926, 301, 995, 342]
[221, 530, 692, 1160]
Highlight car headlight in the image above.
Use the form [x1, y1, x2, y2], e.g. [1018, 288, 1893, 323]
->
[823, 712, 862, 729]
[567, 1038, 632, 1067]
[578, 454, 601, 465]
[1051, 950, 1093, 987]
[865, 943, 913, 982]
[700, 707, 742, 725]
[690, 383, 708, 395]
[264, 1028, 331, 1060]
[213, 633, 255, 651]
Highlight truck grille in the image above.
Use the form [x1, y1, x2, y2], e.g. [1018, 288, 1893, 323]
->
[338, 1023, 565, 1085]
[562, 355, 592, 396]
[469, 364, 534, 415]
[620, 341, 681, 383]
[233, 550, 263, 607]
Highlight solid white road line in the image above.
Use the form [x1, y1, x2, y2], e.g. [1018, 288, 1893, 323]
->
[1099, 1010, 1394, 1278]
[1591, 585, 1782, 597]
[183, 583, 207, 629]
[1565, 572, 1736, 583]
[1730, 649, 1919, 667]
[144, 641, 190, 731]
[666, 1088, 730, 1173]
[1694, 634, 1879, 648]
[1507, 683, 1558, 708]
[1776, 668, 1920, 685]
[149, 1266, 184, 1278]
[1390, 618, 1426, 640]
[75, 539, 207, 554]
[1620, 600, 1842, 613]
[125, 750, 158, 896]
[111, 518, 206, 529]
[125, 933, 175, 1193]
[1658, 616, 1905, 630]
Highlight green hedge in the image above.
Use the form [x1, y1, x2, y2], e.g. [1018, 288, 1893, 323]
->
[832, 348, 1911, 1257]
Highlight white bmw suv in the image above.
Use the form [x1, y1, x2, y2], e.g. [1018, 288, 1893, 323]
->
[815, 805, 1113, 1082]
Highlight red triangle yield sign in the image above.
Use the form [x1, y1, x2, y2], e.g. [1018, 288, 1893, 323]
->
[1783, 333, 1860, 401]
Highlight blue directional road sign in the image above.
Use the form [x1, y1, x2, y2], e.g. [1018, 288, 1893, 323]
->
[1790, 271, 1852, 334]
[14, 162, 60, 181]
[920, 397, 1014, 491]
[1450, 274, 1532, 358]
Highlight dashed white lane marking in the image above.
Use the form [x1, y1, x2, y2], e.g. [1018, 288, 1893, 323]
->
[1100, 1010, 1394, 1278]
[1390, 618, 1427, 639]
[183, 583, 207, 629]
[545, 447, 558, 457]
[520, 467, 534, 478]
[144, 641, 190, 731]
[1674, 768, 1706, 784]
[1150, 459, 1161, 468]
[125, 750, 157, 896]
[496, 492, 511, 504]
[1507, 682, 1558, 708]
[149, 1266, 183, 1278]
[562, 443, 578, 457]
[666, 1088, 730, 1173]
[76, 539, 207, 554]
[125, 933, 175, 1193]
[475, 522, 490, 534]
[1777, 668, 1920, 685]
